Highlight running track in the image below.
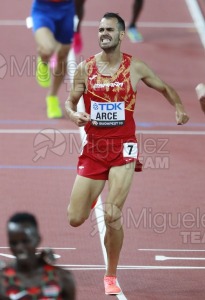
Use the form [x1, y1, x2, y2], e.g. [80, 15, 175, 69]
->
[0, 1, 205, 299]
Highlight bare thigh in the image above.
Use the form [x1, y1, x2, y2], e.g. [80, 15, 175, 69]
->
[68, 175, 106, 223]
[34, 27, 60, 57]
[57, 44, 71, 61]
[106, 162, 136, 210]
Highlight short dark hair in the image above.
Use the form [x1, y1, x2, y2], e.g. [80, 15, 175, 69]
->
[102, 13, 125, 31]
[8, 212, 38, 229]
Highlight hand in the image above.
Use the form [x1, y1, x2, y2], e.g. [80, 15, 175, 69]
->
[0, 260, 5, 270]
[71, 112, 90, 127]
[175, 104, 189, 125]
[39, 248, 56, 264]
[200, 97, 205, 114]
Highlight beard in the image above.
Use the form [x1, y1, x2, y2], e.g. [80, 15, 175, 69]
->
[99, 37, 120, 53]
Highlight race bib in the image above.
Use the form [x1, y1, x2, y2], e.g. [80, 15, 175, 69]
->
[123, 142, 138, 158]
[90, 101, 125, 127]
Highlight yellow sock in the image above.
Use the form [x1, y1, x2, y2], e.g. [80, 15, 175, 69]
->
[46, 95, 63, 119]
[36, 57, 51, 88]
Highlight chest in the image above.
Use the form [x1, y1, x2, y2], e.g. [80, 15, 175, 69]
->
[2, 267, 61, 299]
[87, 59, 130, 92]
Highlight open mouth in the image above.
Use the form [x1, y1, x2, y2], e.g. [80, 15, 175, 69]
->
[17, 253, 28, 260]
[101, 37, 111, 44]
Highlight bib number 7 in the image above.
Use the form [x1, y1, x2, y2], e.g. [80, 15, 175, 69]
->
[123, 142, 138, 158]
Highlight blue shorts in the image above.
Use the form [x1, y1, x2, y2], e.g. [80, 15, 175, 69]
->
[31, 0, 75, 44]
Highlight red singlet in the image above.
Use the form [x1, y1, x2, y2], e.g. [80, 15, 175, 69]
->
[77, 53, 142, 179]
[83, 53, 137, 140]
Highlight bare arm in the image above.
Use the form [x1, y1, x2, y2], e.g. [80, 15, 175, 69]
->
[200, 98, 205, 114]
[59, 269, 76, 300]
[132, 59, 189, 125]
[65, 61, 90, 127]
[195, 83, 205, 115]
[0, 269, 10, 300]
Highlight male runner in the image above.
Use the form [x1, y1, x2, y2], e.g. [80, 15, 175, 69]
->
[65, 12, 189, 295]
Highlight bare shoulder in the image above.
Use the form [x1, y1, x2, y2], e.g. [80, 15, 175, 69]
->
[55, 266, 76, 299]
[75, 60, 87, 77]
[129, 57, 150, 89]
[80, 52, 101, 71]
[55, 266, 75, 282]
[131, 57, 151, 75]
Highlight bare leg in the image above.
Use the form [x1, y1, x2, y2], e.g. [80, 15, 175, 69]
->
[129, 0, 144, 28]
[104, 163, 136, 276]
[68, 175, 106, 227]
[35, 27, 60, 63]
[34, 27, 71, 117]
[47, 44, 71, 97]
[74, 0, 86, 33]
[35, 28, 71, 96]
[200, 97, 205, 114]
[104, 217, 124, 276]
[127, 0, 144, 42]
[73, 0, 85, 53]
[196, 83, 205, 114]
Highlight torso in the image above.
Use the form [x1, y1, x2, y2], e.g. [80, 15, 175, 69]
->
[0, 264, 64, 299]
[83, 52, 137, 140]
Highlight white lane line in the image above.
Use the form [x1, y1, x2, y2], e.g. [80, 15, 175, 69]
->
[0, 19, 195, 28]
[185, 0, 205, 48]
[0, 20, 26, 26]
[57, 264, 205, 270]
[81, 21, 196, 29]
[155, 255, 205, 261]
[38, 247, 76, 250]
[137, 21, 195, 28]
[138, 248, 205, 252]
[0, 129, 79, 134]
[0, 247, 76, 249]
[0, 129, 204, 135]
[0, 253, 15, 258]
[0, 252, 61, 259]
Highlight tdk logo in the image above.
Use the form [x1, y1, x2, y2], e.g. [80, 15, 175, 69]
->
[93, 103, 123, 111]
[93, 103, 98, 110]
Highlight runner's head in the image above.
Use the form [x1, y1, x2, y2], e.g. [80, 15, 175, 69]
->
[99, 13, 125, 51]
[7, 212, 41, 265]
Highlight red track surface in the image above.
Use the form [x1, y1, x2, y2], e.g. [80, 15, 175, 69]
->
[0, 1, 205, 299]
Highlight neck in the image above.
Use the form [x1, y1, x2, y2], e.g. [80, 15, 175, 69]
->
[96, 51, 123, 76]
[100, 50, 122, 66]
[16, 256, 41, 274]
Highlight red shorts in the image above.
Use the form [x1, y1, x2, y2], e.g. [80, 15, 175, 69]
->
[77, 137, 142, 180]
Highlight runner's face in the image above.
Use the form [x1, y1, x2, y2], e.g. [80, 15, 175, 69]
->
[8, 222, 40, 265]
[98, 18, 123, 50]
